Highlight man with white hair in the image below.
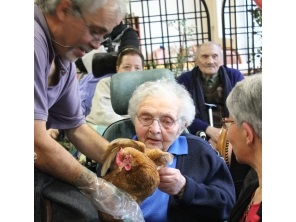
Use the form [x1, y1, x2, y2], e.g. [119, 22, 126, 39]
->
[177, 41, 250, 199]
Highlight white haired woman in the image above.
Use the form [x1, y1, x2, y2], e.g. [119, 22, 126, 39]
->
[128, 78, 236, 221]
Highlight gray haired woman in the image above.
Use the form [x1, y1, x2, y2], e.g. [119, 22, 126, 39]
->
[226, 74, 262, 222]
[128, 78, 236, 222]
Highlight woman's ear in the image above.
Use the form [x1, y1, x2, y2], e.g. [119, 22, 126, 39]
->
[242, 122, 254, 145]
[116, 66, 119, 72]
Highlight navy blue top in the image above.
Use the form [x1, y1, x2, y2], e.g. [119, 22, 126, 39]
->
[177, 66, 244, 134]
[139, 133, 236, 222]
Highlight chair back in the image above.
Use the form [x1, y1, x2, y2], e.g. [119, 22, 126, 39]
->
[92, 52, 117, 78]
[110, 68, 175, 115]
[102, 118, 136, 142]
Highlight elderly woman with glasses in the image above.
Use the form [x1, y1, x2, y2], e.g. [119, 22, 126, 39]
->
[127, 78, 236, 222]
[225, 74, 262, 222]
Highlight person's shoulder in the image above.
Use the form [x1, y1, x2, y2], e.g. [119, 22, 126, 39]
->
[177, 68, 195, 82]
[182, 133, 223, 157]
[94, 76, 112, 97]
[180, 68, 195, 77]
[97, 76, 111, 85]
[79, 73, 94, 86]
[223, 65, 243, 74]
[34, 20, 48, 49]
[223, 65, 239, 72]
[34, 20, 43, 36]
[182, 133, 213, 148]
[222, 65, 244, 79]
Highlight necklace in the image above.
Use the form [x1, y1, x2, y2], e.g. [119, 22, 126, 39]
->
[242, 192, 255, 222]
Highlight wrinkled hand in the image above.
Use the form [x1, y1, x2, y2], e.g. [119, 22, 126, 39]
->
[98, 211, 124, 222]
[205, 126, 221, 144]
[158, 167, 186, 196]
[47, 128, 59, 140]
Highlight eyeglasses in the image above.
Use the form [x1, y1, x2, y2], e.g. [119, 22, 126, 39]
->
[137, 114, 181, 129]
[221, 118, 235, 130]
[79, 12, 108, 43]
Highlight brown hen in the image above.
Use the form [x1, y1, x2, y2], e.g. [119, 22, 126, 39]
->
[101, 138, 173, 205]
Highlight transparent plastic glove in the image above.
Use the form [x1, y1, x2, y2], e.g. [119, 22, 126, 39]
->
[78, 173, 144, 222]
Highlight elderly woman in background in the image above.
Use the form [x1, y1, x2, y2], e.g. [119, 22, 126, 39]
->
[127, 78, 236, 222]
[225, 74, 262, 222]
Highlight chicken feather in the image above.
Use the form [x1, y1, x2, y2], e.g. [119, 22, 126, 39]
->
[101, 138, 146, 176]
[101, 138, 173, 204]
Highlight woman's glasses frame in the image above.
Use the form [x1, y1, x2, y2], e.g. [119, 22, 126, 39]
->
[221, 118, 235, 130]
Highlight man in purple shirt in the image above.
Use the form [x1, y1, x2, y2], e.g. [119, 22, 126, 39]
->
[34, 0, 143, 221]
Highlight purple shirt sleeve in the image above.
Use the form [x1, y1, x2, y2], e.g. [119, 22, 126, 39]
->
[34, 11, 85, 129]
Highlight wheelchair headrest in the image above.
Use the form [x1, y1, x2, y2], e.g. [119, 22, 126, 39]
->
[75, 58, 88, 73]
[92, 52, 118, 78]
[110, 68, 175, 115]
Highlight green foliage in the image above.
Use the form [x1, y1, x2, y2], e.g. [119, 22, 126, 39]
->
[168, 19, 197, 77]
[252, 7, 262, 27]
[252, 6, 262, 73]
[58, 136, 78, 155]
[145, 61, 157, 69]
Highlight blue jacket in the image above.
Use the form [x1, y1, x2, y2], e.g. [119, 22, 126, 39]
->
[97, 133, 236, 221]
[167, 133, 235, 222]
[139, 133, 236, 222]
[177, 66, 244, 134]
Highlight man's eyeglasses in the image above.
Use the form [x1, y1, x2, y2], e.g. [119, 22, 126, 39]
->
[137, 114, 181, 129]
[79, 12, 108, 43]
[221, 118, 235, 130]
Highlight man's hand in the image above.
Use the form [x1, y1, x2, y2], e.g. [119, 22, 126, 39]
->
[47, 128, 59, 140]
[78, 176, 144, 222]
[205, 126, 221, 143]
[98, 211, 123, 222]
